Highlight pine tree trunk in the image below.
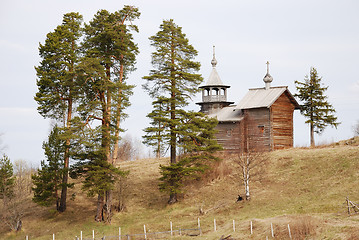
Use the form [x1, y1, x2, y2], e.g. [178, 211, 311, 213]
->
[111, 62, 124, 165]
[59, 98, 72, 212]
[310, 122, 315, 147]
[95, 194, 104, 222]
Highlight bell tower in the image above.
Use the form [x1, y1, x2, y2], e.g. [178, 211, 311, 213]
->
[197, 46, 233, 114]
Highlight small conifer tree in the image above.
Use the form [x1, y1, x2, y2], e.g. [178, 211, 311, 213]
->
[295, 67, 340, 146]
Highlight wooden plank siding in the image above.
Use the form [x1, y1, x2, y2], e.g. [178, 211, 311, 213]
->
[244, 108, 271, 152]
[214, 122, 242, 153]
[270, 92, 295, 150]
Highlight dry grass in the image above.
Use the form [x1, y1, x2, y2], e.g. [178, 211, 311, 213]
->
[1, 143, 359, 239]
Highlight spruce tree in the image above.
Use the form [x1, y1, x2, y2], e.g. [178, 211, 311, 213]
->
[32, 126, 73, 210]
[143, 20, 220, 203]
[35, 12, 83, 212]
[0, 154, 15, 206]
[158, 111, 221, 199]
[76, 6, 140, 222]
[143, 97, 169, 158]
[295, 67, 340, 146]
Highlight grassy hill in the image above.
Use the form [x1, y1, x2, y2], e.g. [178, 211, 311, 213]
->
[1, 137, 359, 239]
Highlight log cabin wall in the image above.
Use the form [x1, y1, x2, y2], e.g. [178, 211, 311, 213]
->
[214, 121, 242, 153]
[270, 92, 295, 150]
[244, 108, 271, 152]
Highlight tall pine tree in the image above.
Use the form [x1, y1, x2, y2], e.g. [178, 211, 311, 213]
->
[295, 67, 340, 146]
[35, 12, 83, 212]
[143, 20, 220, 203]
[76, 6, 140, 222]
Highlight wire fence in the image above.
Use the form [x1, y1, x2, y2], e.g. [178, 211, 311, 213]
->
[77, 228, 200, 240]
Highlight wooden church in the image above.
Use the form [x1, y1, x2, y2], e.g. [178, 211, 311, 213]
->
[197, 49, 300, 153]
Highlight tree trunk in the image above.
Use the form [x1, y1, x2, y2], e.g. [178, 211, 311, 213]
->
[168, 193, 177, 204]
[95, 194, 104, 222]
[59, 98, 72, 212]
[112, 62, 124, 165]
[105, 190, 112, 223]
[310, 122, 315, 147]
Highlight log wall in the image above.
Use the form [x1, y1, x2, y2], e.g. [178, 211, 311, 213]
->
[244, 108, 271, 152]
[270, 92, 295, 150]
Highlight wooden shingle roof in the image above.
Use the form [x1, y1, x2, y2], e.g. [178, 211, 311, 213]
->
[235, 86, 300, 110]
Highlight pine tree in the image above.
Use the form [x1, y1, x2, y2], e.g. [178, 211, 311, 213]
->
[0, 154, 15, 206]
[143, 20, 220, 203]
[76, 6, 140, 222]
[35, 12, 83, 212]
[295, 67, 340, 146]
[32, 126, 73, 210]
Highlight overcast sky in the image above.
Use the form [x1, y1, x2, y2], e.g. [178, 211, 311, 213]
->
[1, 0, 358, 166]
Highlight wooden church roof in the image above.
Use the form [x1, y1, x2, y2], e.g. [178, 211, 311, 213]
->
[235, 86, 300, 110]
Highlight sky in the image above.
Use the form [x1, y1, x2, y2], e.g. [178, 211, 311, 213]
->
[1, 0, 358, 167]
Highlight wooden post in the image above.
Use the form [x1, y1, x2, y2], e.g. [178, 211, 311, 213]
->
[170, 221, 173, 236]
[80, 231, 82, 240]
[250, 221, 253, 235]
[119, 227, 121, 240]
[288, 224, 292, 239]
[93, 230, 95, 240]
[271, 223, 274, 238]
[347, 197, 351, 215]
[198, 218, 202, 236]
[144, 225, 147, 240]
[214, 218, 217, 232]
[233, 220, 235, 232]
[53, 233, 55, 240]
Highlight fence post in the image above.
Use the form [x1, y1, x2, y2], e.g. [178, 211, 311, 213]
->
[250, 221, 253, 235]
[271, 223, 274, 238]
[288, 224, 292, 239]
[53, 233, 55, 240]
[119, 227, 121, 240]
[198, 218, 202, 236]
[214, 218, 217, 232]
[233, 220, 235, 232]
[93, 230, 95, 240]
[144, 225, 147, 240]
[81, 231, 82, 240]
[26, 236, 28, 240]
[170, 221, 173, 236]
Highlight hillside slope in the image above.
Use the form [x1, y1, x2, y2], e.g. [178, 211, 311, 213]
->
[1, 139, 359, 239]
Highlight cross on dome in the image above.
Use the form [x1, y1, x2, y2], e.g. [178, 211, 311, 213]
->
[211, 45, 217, 67]
[263, 61, 273, 89]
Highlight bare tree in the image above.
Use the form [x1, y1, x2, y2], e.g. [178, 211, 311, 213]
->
[236, 152, 267, 201]
[353, 120, 359, 136]
[113, 174, 129, 212]
[1, 159, 34, 231]
[116, 135, 144, 162]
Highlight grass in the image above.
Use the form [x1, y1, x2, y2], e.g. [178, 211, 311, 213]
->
[1, 137, 359, 239]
